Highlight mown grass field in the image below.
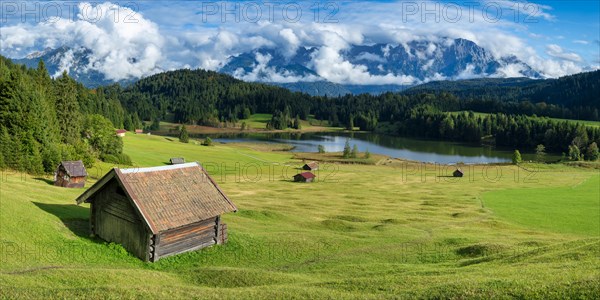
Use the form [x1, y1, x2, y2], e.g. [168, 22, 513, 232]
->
[0, 133, 599, 298]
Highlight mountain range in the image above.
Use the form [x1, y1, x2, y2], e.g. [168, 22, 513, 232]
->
[12, 38, 542, 95]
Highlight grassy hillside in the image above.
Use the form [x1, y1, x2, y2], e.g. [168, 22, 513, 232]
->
[1, 134, 599, 298]
[449, 111, 600, 128]
[484, 174, 600, 236]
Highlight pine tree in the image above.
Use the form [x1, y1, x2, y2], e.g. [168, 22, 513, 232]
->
[0, 134, 4, 169]
[179, 125, 189, 143]
[568, 145, 581, 161]
[202, 137, 213, 146]
[242, 107, 251, 119]
[124, 114, 134, 131]
[586, 142, 599, 161]
[318, 145, 326, 153]
[512, 150, 522, 165]
[54, 71, 81, 144]
[343, 139, 351, 158]
[346, 115, 354, 131]
[294, 114, 301, 130]
[351, 144, 359, 158]
[535, 144, 546, 162]
[132, 113, 143, 130]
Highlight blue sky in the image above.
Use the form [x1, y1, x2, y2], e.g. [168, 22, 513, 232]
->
[0, 1, 598, 83]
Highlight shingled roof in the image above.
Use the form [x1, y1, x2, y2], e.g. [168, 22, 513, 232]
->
[59, 161, 87, 177]
[75, 162, 237, 234]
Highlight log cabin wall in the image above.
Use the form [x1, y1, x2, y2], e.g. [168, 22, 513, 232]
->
[91, 179, 150, 261]
[154, 217, 218, 260]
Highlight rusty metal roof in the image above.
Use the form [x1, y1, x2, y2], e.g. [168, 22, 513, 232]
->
[75, 162, 237, 234]
[59, 161, 87, 177]
[295, 172, 316, 179]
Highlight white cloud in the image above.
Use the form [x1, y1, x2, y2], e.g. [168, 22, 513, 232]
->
[355, 52, 386, 63]
[455, 64, 481, 80]
[546, 44, 582, 63]
[493, 63, 527, 78]
[573, 40, 590, 45]
[53, 48, 76, 77]
[309, 45, 417, 85]
[233, 52, 320, 83]
[1, 2, 164, 81]
[0, 0, 592, 84]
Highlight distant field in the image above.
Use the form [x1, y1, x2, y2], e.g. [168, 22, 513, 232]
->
[448, 111, 600, 127]
[1, 133, 599, 298]
[484, 174, 600, 236]
[242, 113, 272, 129]
[156, 114, 341, 134]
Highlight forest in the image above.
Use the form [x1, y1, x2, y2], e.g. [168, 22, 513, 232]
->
[0, 56, 131, 173]
[404, 71, 600, 121]
[1, 56, 599, 175]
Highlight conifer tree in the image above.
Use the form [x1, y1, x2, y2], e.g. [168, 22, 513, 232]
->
[179, 125, 190, 143]
[54, 71, 81, 144]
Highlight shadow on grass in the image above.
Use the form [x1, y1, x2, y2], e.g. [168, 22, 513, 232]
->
[33, 177, 54, 185]
[32, 202, 95, 240]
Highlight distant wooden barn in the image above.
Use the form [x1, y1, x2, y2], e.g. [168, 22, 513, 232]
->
[170, 157, 185, 165]
[453, 168, 464, 178]
[294, 172, 316, 183]
[54, 161, 87, 188]
[75, 162, 237, 262]
[134, 129, 144, 134]
[302, 162, 319, 171]
[116, 129, 127, 137]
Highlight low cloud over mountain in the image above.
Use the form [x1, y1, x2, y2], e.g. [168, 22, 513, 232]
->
[2, 1, 596, 88]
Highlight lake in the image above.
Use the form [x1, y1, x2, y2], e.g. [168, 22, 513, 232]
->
[202, 132, 554, 164]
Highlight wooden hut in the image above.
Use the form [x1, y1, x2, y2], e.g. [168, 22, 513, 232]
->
[135, 129, 144, 134]
[453, 168, 464, 178]
[54, 161, 87, 188]
[302, 162, 319, 171]
[75, 162, 237, 262]
[294, 172, 316, 183]
[170, 157, 185, 165]
[116, 129, 127, 137]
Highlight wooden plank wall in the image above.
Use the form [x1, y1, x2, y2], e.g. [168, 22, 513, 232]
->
[93, 180, 150, 260]
[155, 217, 217, 260]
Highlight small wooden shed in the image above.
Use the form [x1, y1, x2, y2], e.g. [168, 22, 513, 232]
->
[75, 162, 237, 262]
[294, 172, 316, 183]
[302, 162, 319, 171]
[116, 129, 127, 137]
[170, 157, 185, 165]
[135, 129, 144, 134]
[54, 161, 87, 188]
[453, 168, 464, 178]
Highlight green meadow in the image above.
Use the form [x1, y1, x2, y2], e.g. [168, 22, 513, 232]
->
[449, 111, 600, 128]
[0, 133, 599, 298]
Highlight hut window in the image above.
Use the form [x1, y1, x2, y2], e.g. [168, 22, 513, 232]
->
[116, 186, 126, 196]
